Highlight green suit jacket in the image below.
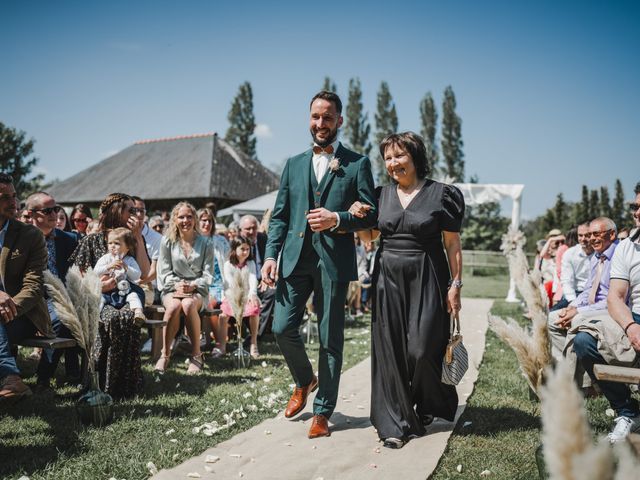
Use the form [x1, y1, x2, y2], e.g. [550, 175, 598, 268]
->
[265, 143, 377, 282]
[0, 219, 53, 337]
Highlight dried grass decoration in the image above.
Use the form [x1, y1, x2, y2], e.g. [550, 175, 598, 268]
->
[224, 266, 251, 367]
[44, 266, 101, 373]
[489, 228, 553, 395]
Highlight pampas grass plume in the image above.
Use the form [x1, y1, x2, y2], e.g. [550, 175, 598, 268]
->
[571, 439, 614, 480]
[613, 442, 640, 479]
[43, 271, 86, 351]
[540, 360, 592, 480]
[224, 266, 250, 336]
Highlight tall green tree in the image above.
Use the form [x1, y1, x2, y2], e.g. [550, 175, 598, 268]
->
[460, 202, 510, 251]
[420, 92, 438, 177]
[599, 186, 612, 218]
[552, 193, 569, 231]
[225, 81, 257, 159]
[0, 122, 45, 196]
[441, 86, 464, 182]
[373, 81, 398, 184]
[575, 184, 590, 223]
[343, 78, 372, 157]
[321, 77, 337, 93]
[611, 179, 626, 228]
[589, 189, 600, 219]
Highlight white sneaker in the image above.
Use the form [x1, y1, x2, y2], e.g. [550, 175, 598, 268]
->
[607, 415, 640, 443]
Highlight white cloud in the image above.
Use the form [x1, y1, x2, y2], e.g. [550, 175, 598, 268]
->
[254, 124, 273, 139]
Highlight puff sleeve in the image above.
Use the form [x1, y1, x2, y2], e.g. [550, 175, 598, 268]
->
[440, 184, 465, 232]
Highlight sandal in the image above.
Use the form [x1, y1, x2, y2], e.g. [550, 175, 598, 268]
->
[210, 347, 226, 359]
[250, 344, 260, 359]
[382, 437, 407, 449]
[154, 355, 170, 374]
[187, 354, 204, 375]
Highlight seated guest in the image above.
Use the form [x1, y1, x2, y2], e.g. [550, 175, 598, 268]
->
[55, 207, 73, 233]
[574, 185, 640, 443]
[149, 215, 165, 235]
[155, 202, 213, 374]
[548, 217, 618, 367]
[0, 174, 52, 401]
[69, 203, 93, 237]
[551, 223, 593, 311]
[24, 192, 81, 389]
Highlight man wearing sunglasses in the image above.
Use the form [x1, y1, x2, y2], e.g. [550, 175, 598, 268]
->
[24, 192, 81, 390]
[573, 182, 640, 443]
[548, 217, 619, 385]
[0, 174, 52, 402]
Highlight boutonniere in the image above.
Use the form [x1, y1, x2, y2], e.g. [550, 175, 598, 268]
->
[328, 157, 341, 173]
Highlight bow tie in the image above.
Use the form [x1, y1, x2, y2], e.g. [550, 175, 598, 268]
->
[313, 145, 334, 155]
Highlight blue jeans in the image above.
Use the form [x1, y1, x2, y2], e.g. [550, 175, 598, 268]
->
[36, 299, 81, 385]
[574, 312, 640, 418]
[0, 316, 37, 379]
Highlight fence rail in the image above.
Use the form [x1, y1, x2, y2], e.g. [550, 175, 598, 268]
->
[462, 250, 535, 275]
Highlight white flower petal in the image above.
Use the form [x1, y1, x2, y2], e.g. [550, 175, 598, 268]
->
[205, 455, 220, 463]
[187, 472, 201, 478]
[146, 461, 158, 474]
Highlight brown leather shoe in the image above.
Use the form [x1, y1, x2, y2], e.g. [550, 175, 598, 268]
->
[0, 375, 32, 400]
[308, 414, 330, 438]
[284, 375, 318, 418]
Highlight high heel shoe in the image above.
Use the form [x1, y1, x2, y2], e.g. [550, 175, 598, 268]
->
[187, 354, 204, 375]
[154, 355, 170, 374]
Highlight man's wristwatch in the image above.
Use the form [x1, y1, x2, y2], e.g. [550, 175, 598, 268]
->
[449, 279, 463, 289]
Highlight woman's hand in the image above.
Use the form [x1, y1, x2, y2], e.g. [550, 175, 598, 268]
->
[348, 201, 372, 219]
[126, 215, 142, 237]
[101, 274, 117, 293]
[447, 286, 462, 317]
[249, 295, 260, 309]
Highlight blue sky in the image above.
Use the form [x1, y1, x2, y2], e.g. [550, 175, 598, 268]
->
[2, 0, 638, 218]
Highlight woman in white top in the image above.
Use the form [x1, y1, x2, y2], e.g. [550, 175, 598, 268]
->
[156, 202, 213, 374]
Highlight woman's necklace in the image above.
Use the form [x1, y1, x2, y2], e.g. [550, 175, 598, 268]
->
[397, 179, 424, 207]
[180, 238, 193, 258]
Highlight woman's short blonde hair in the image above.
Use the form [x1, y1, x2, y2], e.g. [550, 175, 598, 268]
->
[166, 201, 199, 242]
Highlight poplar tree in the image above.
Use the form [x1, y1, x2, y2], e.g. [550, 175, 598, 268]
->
[589, 189, 600, 219]
[322, 77, 337, 93]
[575, 185, 590, 223]
[599, 186, 612, 218]
[225, 81, 257, 159]
[441, 86, 464, 182]
[343, 78, 372, 157]
[373, 81, 398, 184]
[420, 92, 438, 177]
[553, 193, 569, 231]
[611, 179, 626, 228]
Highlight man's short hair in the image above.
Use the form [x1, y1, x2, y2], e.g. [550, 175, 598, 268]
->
[0, 173, 14, 185]
[131, 196, 144, 204]
[239, 214, 259, 227]
[24, 191, 52, 210]
[590, 216, 617, 235]
[310, 91, 342, 114]
[634, 182, 640, 195]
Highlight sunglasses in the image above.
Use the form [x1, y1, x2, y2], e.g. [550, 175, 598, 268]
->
[629, 203, 640, 212]
[585, 229, 613, 239]
[128, 207, 144, 215]
[73, 218, 89, 224]
[30, 205, 62, 215]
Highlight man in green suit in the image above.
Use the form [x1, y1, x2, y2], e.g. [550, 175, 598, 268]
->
[262, 91, 377, 438]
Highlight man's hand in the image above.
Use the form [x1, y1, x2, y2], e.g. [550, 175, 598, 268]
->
[261, 259, 277, 287]
[0, 291, 18, 323]
[555, 306, 578, 329]
[307, 208, 337, 232]
[626, 323, 640, 352]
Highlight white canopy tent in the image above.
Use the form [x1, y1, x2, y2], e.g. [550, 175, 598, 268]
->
[219, 184, 525, 301]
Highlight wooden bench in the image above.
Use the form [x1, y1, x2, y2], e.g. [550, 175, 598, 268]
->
[17, 337, 77, 349]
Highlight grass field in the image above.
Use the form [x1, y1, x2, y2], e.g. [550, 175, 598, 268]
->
[0, 319, 371, 480]
[431, 300, 622, 480]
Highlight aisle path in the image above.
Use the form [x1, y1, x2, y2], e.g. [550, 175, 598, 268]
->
[153, 298, 493, 480]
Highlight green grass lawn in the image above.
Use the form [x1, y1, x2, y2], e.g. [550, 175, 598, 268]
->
[463, 271, 510, 299]
[431, 300, 625, 480]
[0, 318, 371, 480]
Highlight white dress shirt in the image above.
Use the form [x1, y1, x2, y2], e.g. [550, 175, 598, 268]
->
[560, 244, 593, 302]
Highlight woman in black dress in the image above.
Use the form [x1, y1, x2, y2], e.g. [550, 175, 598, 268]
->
[70, 193, 150, 398]
[352, 132, 464, 448]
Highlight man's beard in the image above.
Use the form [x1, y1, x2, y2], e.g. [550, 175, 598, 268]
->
[310, 126, 338, 148]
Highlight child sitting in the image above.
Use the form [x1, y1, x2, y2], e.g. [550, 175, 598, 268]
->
[220, 236, 261, 358]
[94, 227, 146, 326]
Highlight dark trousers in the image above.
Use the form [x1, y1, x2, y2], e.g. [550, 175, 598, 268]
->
[272, 250, 348, 418]
[574, 312, 640, 418]
[0, 316, 37, 378]
[257, 287, 276, 336]
[36, 299, 81, 385]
